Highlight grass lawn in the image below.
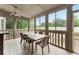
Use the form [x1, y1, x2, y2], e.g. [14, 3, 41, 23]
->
[74, 32, 79, 36]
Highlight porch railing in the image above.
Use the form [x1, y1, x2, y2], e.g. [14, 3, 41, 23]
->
[36, 30, 67, 49]
[1, 29, 67, 49]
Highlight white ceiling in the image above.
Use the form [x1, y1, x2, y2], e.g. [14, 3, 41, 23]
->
[0, 4, 61, 19]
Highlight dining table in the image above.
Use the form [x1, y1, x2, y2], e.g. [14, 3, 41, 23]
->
[22, 32, 48, 54]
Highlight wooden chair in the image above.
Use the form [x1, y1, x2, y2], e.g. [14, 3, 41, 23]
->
[25, 34, 35, 53]
[34, 31, 37, 33]
[39, 31, 43, 34]
[35, 35, 50, 55]
[20, 33, 26, 44]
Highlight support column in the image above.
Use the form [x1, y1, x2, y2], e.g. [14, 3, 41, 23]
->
[34, 18, 36, 33]
[28, 19, 30, 32]
[45, 13, 48, 35]
[13, 16, 17, 39]
[66, 5, 73, 52]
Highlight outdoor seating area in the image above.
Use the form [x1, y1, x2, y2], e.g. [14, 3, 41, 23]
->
[4, 38, 75, 55]
[0, 4, 79, 55]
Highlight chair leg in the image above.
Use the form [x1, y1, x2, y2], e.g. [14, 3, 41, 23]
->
[31, 42, 34, 54]
[20, 38, 22, 44]
[35, 44, 37, 52]
[28, 43, 30, 53]
[48, 44, 50, 53]
[41, 48, 44, 55]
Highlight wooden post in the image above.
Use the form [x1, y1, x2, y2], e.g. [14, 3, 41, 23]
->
[13, 16, 17, 39]
[28, 19, 30, 32]
[45, 13, 48, 35]
[66, 5, 73, 52]
[34, 18, 36, 33]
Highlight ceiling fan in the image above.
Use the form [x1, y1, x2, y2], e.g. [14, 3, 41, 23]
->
[10, 6, 21, 17]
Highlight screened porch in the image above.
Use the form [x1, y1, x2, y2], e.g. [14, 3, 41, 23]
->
[0, 4, 79, 55]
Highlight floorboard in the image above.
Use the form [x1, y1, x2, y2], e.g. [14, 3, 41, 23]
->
[4, 38, 76, 55]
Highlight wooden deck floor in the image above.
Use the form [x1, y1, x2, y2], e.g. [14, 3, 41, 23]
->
[4, 38, 76, 55]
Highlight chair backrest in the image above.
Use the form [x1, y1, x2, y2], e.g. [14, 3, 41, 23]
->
[34, 31, 37, 33]
[20, 33, 23, 39]
[39, 31, 43, 34]
[42, 35, 50, 48]
[20, 33, 26, 40]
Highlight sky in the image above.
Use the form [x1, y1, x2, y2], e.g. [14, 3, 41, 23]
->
[36, 9, 67, 25]
[73, 4, 79, 11]
[73, 4, 79, 19]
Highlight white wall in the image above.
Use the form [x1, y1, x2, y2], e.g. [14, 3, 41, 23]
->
[0, 20, 1, 30]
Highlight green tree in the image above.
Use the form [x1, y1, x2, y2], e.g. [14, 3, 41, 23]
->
[56, 18, 66, 27]
[6, 17, 14, 29]
[16, 18, 28, 29]
[6, 16, 28, 29]
[40, 22, 45, 27]
[74, 16, 79, 27]
[48, 18, 66, 27]
[30, 20, 34, 30]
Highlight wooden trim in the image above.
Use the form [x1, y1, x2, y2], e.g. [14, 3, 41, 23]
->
[66, 5, 73, 52]
[28, 19, 30, 32]
[37, 29, 67, 33]
[61, 33, 63, 48]
[45, 13, 48, 35]
[58, 33, 60, 46]
[13, 16, 17, 39]
[34, 18, 36, 32]
[55, 32, 56, 45]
